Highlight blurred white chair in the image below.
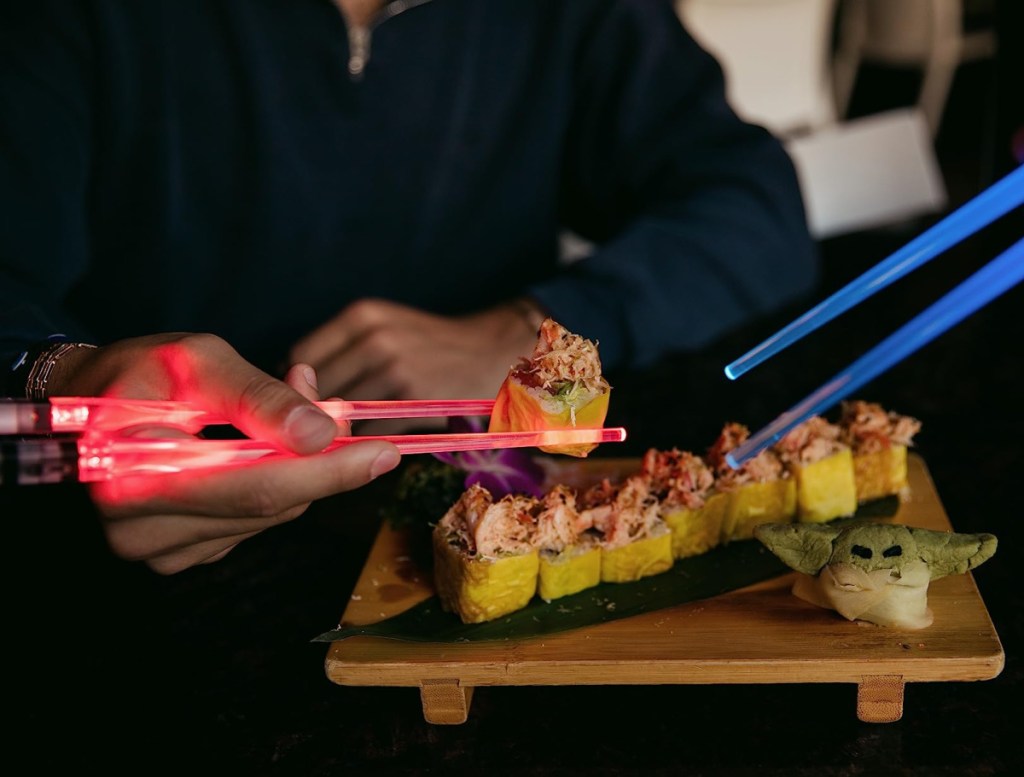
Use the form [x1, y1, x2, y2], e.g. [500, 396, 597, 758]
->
[783, 107, 947, 237]
[676, 0, 838, 138]
[832, 0, 998, 138]
[675, 0, 948, 239]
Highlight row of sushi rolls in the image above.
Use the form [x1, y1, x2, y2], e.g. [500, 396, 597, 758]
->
[434, 400, 922, 624]
[432, 319, 922, 625]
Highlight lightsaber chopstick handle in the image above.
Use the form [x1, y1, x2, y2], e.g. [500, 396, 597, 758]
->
[726, 237, 1024, 468]
[0, 438, 80, 486]
[0, 397, 215, 435]
[724, 164, 1024, 380]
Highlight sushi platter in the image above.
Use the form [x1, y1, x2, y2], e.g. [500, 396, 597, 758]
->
[324, 454, 1003, 725]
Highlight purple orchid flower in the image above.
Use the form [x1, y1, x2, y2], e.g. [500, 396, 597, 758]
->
[432, 415, 546, 498]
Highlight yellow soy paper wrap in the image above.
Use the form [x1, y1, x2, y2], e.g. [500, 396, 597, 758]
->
[488, 378, 610, 458]
[852, 445, 909, 503]
[789, 448, 858, 523]
[537, 539, 602, 602]
[721, 478, 797, 543]
[432, 530, 540, 624]
[599, 522, 673, 583]
[662, 490, 729, 559]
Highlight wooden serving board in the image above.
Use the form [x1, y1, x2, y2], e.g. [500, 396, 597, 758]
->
[324, 454, 1004, 725]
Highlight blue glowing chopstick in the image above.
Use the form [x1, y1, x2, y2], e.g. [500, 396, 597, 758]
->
[725, 164, 1024, 380]
[726, 237, 1024, 469]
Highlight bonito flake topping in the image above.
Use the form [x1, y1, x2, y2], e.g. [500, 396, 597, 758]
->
[840, 399, 922, 453]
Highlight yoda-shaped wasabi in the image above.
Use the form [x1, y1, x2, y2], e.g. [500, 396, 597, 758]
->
[754, 522, 997, 629]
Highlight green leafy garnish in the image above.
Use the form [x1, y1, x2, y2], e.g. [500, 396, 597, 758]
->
[379, 458, 465, 530]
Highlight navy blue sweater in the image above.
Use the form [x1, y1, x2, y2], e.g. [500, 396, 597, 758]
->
[0, 0, 817, 386]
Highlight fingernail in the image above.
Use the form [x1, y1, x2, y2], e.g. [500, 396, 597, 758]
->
[284, 405, 334, 450]
[302, 366, 318, 391]
[370, 448, 401, 479]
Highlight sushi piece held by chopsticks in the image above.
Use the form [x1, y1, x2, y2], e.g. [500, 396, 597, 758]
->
[489, 318, 611, 458]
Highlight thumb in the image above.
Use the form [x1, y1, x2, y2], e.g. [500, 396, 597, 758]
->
[199, 354, 339, 455]
[278, 364, 343, 454]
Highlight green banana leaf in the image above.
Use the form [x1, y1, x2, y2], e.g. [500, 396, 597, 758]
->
[312, 496, 898, 644]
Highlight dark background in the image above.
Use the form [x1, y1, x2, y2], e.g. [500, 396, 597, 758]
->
[3, 2, 1021, 774]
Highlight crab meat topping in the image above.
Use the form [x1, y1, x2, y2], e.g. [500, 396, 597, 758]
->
[511, 318, 610, 400]
[437, 484, 537, 558]
[531, 484, 583, 553]
[578, 474, 660, 550]
[436, 483, 492, 552]
[641, 447, 715, 510]
[840, 400, 922, 453]
[774, 415, 847, 465]
[705, 422, 786, 489]
[473, 493, 538, 558]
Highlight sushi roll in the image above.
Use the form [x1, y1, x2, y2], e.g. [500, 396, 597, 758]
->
[579, 474, 673, 583]
[838, 400, 922, 503]
[432, 483, 540, 624]
[774, 415, 858, 524]
[640, 447, 727, 559]
[532, 484, 602, 602]
[488, 317, 611, 457]
[706, 422, 797, 542]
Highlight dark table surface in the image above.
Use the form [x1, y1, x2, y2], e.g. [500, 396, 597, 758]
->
[4, 208, 1021, 776]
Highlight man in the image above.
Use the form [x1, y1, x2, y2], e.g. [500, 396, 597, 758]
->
[0, 0, 817, 572]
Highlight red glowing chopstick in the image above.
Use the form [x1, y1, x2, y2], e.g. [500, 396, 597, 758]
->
[0, 396, 496, 435]
[1, 427, 627, 484]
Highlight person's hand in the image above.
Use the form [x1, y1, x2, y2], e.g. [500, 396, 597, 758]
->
[289, 298, 543, 434]
[45, 332, 401, 574]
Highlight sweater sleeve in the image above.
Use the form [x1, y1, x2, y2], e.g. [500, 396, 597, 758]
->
[0, 4, 97, 385]
[528, 0, 819, 370]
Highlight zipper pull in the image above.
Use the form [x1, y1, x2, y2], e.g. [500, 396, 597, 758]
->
[348, 25, 371, 79]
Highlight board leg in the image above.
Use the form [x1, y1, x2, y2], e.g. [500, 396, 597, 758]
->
[857, 675, 905, 722]
[420, 679, 474, 725]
